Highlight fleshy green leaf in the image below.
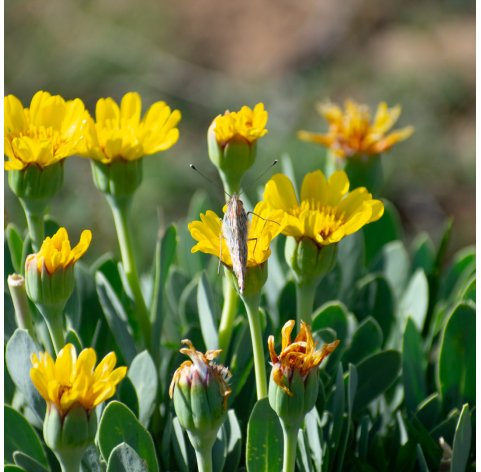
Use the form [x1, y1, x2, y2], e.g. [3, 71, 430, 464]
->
[410, 232, 435, 275]
[118, 376, 140, 419]
[342, 317, 382, 366]
[5, 234, 16, 290]
[246, 397, 283, 472]
[98, 401, 159, 472]
[197, 271, 219, 351]
[440, 245, 475, 300]
[352, 351, 402, 415]
[416, 393, 441, 432]
[6, 224, 24, 275]
[65, 329, 83, 354]
[4, 405, 48, 467]
[329, 363, 345, 466]
[6, 329, 46, 423]
[128, 350, 158, 428]
[416, 444, 429, 472]
[451, 404, 471, 472]
[5, 291, 17, 343]
[399, 269, 429, 332]
[403, 318, 427, 413]
[224, 410, 242, 472]
[436, 302, 475, 412]
[13, 452, 49, 472]
[172, 416, 195, 472]
[297, 428, 314, 472]
[459, 273, 476, 304]
[304, 408, 322, 472]
[107, 443, 148, 472]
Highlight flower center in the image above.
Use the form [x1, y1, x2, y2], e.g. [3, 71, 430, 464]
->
[7, 124, 64, 154]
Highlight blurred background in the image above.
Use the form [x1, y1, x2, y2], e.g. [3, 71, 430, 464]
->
[5, 0, 475, 272]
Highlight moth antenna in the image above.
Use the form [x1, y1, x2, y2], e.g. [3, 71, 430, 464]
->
[190, 165, 231, 198]
[239, 160, 278, 196]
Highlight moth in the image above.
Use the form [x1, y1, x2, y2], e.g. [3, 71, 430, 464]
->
[190, 160, 279, 294]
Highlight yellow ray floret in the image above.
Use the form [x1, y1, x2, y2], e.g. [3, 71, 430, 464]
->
[213, 103, 268, 145]
[268, 320, 339, 396]
[76, 92, 181, 163]
[264, 170, 383, 246]
[30, 343, 127, 416]
[27, 227, 92, 274]
[297, 99, 414, 158]
[169, 339, 232, 409]
[4, 92, 88, 171]
[188, 201, 285, 268]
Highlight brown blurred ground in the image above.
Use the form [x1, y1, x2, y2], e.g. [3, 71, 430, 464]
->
[5, 0, 475, 270]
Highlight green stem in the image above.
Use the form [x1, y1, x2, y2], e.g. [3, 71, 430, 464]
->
[37, 304, 65, 355]
[218, 278, 239, 361]
[8, 274, 36, 340]
[22, 203, 45, 252]
[106, 195, 151, 351]
[242, 292, 268, 399]
[194, 447, 213, 472]
[295, 280, 320, 327]
[281, 420, 300, 472]
[54, 451, 83, 472]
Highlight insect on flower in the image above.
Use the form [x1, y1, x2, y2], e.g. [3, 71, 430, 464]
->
[190, 160, 279, 294]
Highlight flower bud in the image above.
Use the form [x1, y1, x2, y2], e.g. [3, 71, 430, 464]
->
[8, 162, 64, 214]
[207, 104, 268, 194]
[90, 158, 143, 197]
[224, 261, 268, 298]
[268, 320, 339, 428]
[284, 236, 338, 285]
[170, 340, 231, 450]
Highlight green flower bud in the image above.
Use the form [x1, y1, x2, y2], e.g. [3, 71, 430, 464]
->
[8, 162, 64, 217]
[170, 340, 231, 451]
[44, 403, 97, 471]
[268, 320, 339, 428]
[90, 158, 143, 197]
[224, 262, 268, 298]
[285, 236, 337, 286]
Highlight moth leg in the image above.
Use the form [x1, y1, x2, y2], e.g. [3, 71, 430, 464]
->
[247, 237, 259, 267]
[247, 211, 281, 226]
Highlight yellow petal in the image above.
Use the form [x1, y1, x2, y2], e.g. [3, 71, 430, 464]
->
[93, 352, 117, 383]
[55, 344, 76, 385]
[300, 170, 328, 207]
[367, 199, 384, 223]
[326, 171, 349, 207]
[109, 366, 127, 385]
[40, 95, 67, 131]
[264, 173, 299, 213]
[96, 97, 120, 130]
[29, 91, 51, 127]
[120, 92, 142, 128]
[4, 95, 27, 133]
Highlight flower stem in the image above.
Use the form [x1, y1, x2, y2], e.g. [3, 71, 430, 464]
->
[8, 274, 36, 340]
[295, 280, 319, 328]
[242, 292, 268, 399]
[218, 278, 239, 361]
[194, 446, 213, 472]
[37, 304, 65, 355]
[22, 203, 45, 253]
[281, 420, 300, 472]
[106, 195, 151, 351]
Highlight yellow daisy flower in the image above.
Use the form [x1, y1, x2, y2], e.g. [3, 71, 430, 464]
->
[298, 99, 414, 158]
[27, 227, 92, 274]
[4, 91, 87, 171]
[77, 92, 181, 163]
[213, 103, 268, 146]
[268, 320, 339, 396]
[263, 170, 384, 246]
[30, 343, 127, 416]
[188, 201, 284, 268]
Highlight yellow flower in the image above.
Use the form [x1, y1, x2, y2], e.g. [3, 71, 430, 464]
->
[4, 91, 87, 171]
[188, 201, 284, 268]
[30, 344, 127, 416]
[268, 320, 339, 396]
[298, 99, 414, 158]
[264, 170, 384, 246]
[27, 227, 92, 274]
[77, 92, 181, 163]
[213, 103, 268, 146]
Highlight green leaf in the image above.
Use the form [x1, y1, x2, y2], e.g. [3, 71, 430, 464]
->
[342, 317, 382, 366]
[315, 262, 342, 310]
[20, 233, 33, 277]
[151, 225, 177, 360]
[166, 266, 190, 316]
[172, 416, 196, 472]
[312, 301, 348, 372]
[5, 234, 16, 290]
[416, 445, 429, 472]
[197, 271, 219, 351]
[213, 425, 228, 472]
[66, 329, 83, 353]
[6, 329, 46, 423]
[5, 345, 15, 405]
[6, 224, 24, 274]
[64, 280, 81, 332]
[224, 410, 242, 472]
[98, 401, 159, 472]
[118, 376, 140, 419]
[337, 231, 365, 308]
[297, 428, 314, 472]
[304, 408, 322, 472]
[107, 443, 148, 472]
[363, 199, 403, 268]
[399, 269, 429, 332]
[441, 246, 475, 301]
[4, 466, 25, 471]
[402, 318, 427, 413]
[329, 363, 345, 466]
[43, 216, 60, 238]
[436, 302, 475, 412]
[410, 232, 435, 275]
[5, 291, 17, 343]
[430, 411, 459, 447]
[352, 351, 402, 415]
[96, 272, 137, 365]
[246, 397, 283, 472]
[352, 274, 394, 345]
[82, 444, 102, 472]
[451, 404, 471, 472]
[91, 253, 122, 298]
[13, 452, 49, 472]
[128, 350, 158, 428]
[459, 273, 476, 304]
[4, 405, 48, 467]
[278, 280, 296, 333]
[416, 393, 441, 432]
